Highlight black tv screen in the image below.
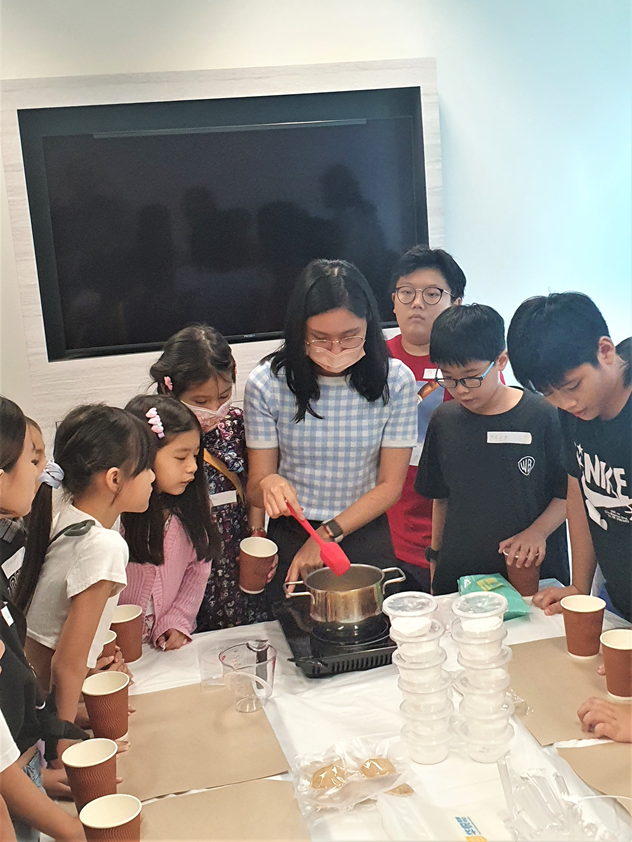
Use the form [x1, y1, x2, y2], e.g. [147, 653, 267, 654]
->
[19, 88, 428, 360]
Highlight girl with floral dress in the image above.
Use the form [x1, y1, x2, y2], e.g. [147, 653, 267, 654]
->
[149, 325, 274, 630]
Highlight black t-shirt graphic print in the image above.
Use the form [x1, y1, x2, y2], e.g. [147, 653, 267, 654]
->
[559, 393, 632, 621]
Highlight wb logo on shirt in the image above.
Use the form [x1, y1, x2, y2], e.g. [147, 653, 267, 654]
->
[518, 456, 535, 476]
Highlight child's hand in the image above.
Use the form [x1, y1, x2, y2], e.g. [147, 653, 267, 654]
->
[577, 697, 632, 742]
[42, 766, 72, 800]
[267, 555, 279, 583]
[155, 629, 189, 650]
[499, 527, 546, 568]
[532, 583, 581, 615]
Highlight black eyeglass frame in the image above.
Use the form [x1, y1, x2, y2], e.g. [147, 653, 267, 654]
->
[393, 285, 457, 306]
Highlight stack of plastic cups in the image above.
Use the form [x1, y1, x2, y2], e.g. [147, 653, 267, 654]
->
[383, 592, 453, 765]
[451, 592, 514, 763]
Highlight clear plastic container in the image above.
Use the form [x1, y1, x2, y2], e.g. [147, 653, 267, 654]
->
[401, 698, 453, 727]
[451, 592, 508, 628]
[397, 671, 453, 708]
[392, 648, 447, 685]
[382, 592, 437, 621]
[391, 626, 444, 663]
[457, 720, 514, 763]
[453, 671, 512, 710]
[456, 645, 512, 687]
[451, 618, 507, 662]
[402, 726, 451, 765]
[390, 616, 443, 645]
[460, 698, 514, 738]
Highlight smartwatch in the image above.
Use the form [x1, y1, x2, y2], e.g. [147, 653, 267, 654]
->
[322, 519, 344, 543]
[424, 546, 439, 563]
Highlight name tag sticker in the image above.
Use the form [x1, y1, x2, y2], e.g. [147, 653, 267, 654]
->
[209, 490, 237, 507]
[423, 368, 439, 380]
[1, 604, 14, 627]
[487, 431, 532, 445]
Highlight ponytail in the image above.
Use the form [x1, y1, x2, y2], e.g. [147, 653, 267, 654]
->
[14, 483, 52, 612]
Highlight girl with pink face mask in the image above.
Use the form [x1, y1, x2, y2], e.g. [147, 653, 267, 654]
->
[149, 326, 272, 631]
[245, 259, 418, 603]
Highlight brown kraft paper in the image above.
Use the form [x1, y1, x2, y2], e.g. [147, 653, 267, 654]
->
[557, 743, 632, 813]
[116, 683, 289, 802]
[140, 780, 310, 841]
[508, 637, 608, 745]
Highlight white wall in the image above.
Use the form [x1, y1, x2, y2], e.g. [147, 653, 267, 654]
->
[1, 0, 630, 417]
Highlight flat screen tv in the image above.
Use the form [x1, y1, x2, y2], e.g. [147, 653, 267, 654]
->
[18, 87, 428, 361]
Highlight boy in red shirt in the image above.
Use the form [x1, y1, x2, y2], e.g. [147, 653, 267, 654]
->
[386, 246, 466, 591]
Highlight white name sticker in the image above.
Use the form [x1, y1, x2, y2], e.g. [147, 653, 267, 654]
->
[1, 547, 24, 580]
[423, 368, 440, 380]
[487, 431, 532, 445]
[1, 604, 14, 627]
[209, 490, 237, 507]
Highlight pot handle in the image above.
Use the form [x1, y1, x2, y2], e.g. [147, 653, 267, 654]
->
[283, 582, 314, 602]
[381, 567, 406, 592]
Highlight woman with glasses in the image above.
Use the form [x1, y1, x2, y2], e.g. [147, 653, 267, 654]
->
[245, 259, 417, 603]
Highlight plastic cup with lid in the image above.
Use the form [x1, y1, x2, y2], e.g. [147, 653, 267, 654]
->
[390, 620, 444, 662]
[392, 648, 447, 685]
[451, 618, 507, 661]
[460, 698, 515, 739]
[401, 698, 453, 728]
[456, 645, 512, 688]
[397, 671, 452, 708]
[382, 592, 437, 624]
[402, 726, 451, 765]
[453, 671, 512, 711]
[457, 719, 514, 763]
[451, 592, 508, 631]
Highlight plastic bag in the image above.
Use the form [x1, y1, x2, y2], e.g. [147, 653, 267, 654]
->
[458, 573, 530, 620]
[292, 736, 409, 816]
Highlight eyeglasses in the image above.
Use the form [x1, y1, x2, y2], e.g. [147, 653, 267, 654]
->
[435, 361, 495, 390]
[394, 285, 455, 306]
[305, 335, 366, 351]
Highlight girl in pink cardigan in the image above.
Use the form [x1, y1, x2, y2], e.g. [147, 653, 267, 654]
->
[119, 396, 222, 650]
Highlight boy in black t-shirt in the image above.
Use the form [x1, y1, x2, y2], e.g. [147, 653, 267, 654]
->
[416, 305, 568, 595]
[508, 293, 631, 622]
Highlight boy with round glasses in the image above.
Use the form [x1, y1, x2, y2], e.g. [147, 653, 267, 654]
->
[415, 304, 569, 595]
[386, 246, 465, 591]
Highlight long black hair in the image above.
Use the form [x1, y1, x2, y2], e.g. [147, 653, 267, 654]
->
[121, 395, 221, 566]
[149, 324, 235, 398]
[269, 259, 390, 422]
[0, 395, 28, 516]
[14, 404, 154, 612]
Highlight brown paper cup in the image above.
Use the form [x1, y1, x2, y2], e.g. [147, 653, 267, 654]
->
[600, 629, 632, 701]
[110, 605, 143, 663]
[561, 595, 606, 659]
[239, 537, 277, 595]
[82, 672, 130, 740]
[99, 630, 117, 661]
[507, 562, 540, 598]
[80, 794, 141, 842]
[62, 738, 118, 812]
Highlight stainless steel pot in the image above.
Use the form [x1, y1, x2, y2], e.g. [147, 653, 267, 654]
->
[284, 564, 405, 625]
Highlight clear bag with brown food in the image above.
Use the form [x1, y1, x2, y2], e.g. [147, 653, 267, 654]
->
[293, 737, 410, 816]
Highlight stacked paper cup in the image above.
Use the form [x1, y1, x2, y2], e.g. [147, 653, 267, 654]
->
[383, 592, 453, 765]
[451, 592, 514, 763]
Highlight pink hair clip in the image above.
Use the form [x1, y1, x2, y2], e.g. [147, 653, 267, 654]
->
[163, 376, 173, 392]
[146, 407, 165, 438]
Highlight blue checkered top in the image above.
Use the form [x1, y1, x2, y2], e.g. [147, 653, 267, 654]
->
[244, 358, 417, 520]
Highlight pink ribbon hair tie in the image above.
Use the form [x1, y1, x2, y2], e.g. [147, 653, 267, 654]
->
[163, 376, 173, 392]
[146, 407, 165, 438]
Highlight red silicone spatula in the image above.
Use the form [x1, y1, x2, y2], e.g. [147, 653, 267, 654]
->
[287, 504, 351, 576]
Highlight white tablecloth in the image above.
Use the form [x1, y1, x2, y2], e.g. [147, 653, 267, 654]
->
[127, 600, 627, 841]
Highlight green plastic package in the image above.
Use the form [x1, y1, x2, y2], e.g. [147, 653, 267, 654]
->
[457, 573, 531, 620]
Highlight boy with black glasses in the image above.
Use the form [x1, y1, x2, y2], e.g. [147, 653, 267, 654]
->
[386, 247, 465, 592]
[416, 304, 569, 595]
[507, 293, 631, 622]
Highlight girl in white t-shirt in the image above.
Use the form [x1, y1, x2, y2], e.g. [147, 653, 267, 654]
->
[14, 404, 155, 761]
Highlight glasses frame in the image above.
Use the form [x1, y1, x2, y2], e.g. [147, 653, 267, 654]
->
[393, 285, 456, 306]
[305, 335, 366, 351]
[435, 361, 495, 390]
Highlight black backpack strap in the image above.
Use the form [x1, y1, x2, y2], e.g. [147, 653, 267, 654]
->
[48, 519, 96, 547]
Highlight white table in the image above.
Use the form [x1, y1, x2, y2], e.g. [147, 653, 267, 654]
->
[127, 600, 627, 841]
